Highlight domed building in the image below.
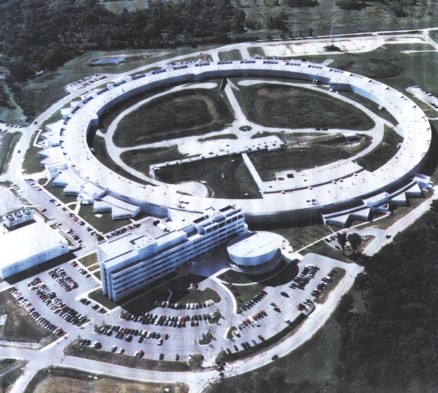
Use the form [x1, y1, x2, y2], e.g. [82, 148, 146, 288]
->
[227, 231, 288, 275]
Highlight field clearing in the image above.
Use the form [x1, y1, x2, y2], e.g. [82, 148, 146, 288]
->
[386, 43, 436, 52]
[0, 132, 21, 174]
[77, 204, 133, 233]
[268, 223, 333, 251]
[78, 253, 97, 268]
[0, 359, 26, 392]
[199, 133, 238, 141]
[122, 274, 214, 315]
[22, 131, 43, 175]
[121, 146, 186, 173]
[249, 133, 372, 181]
[92, 135, 152, 186]
[113, 89, 234, 147]
[155, 155, 260, 199]
[43, 181, 76, 205]
[355, 126, 403, 172]
[331, 47, 438, 95]
[233, 83, 375, 130]
[223, 281, 265, 312]
[26, 367, 188, 393]
[218, 50, 243, 61]
[0, 290, 54, 344]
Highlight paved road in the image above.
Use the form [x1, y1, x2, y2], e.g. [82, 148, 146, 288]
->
[363, 190, 438, 256]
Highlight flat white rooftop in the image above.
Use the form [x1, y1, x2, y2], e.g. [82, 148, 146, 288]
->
[228, 231, 283, 259]
[0, 221, 67, 269]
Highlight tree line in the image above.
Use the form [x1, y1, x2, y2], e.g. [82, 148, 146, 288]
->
[335, 200, 438, 391]
[0, 0, 246, 82]
[0, 0, 421, 84]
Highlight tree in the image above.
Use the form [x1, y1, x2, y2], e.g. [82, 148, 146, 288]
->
[337, 231, 347, 251]
[347, 232, 362, 252]
[286, 0, 319, 7]
[335, 0, 367, 10]
[353, 272, 369, 298]
[335, 293, 354, 323]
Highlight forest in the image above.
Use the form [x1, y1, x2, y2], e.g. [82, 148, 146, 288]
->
[0, 0, 245, 82]
[0, 0, 432, 83]
[335, 200, 438, 392]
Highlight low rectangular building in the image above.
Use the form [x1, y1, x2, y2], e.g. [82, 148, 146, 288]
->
[0, 220, 69, 279]
[99, 205, 247, 301]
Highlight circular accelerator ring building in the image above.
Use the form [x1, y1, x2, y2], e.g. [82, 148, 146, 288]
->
[227, 231, 286, 275]
[43, 59, 432, 225]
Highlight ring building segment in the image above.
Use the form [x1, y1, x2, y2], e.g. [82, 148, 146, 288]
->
[42, 59, 431, 225]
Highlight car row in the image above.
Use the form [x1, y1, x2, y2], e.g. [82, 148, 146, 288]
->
[49, 268, 78, 292]
[311, 268, 337, 298]
[24, 178, 42, 191]
[66, 228, 82, 244]
[297, 299, 314, 311]
[241, 290, 268, 311]
[95, 324, 168, 345]
[238, 310, 267, 330]
[290, 265, 319, 290]
[9, 286, 63, 335]
[120, 310, 216, 328]
[152, 299, 215, 310]
[28, 278, 88, 326]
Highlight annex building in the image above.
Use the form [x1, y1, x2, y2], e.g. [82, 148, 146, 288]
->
[0, 210, 69, 279]
[98, 205, 247, 301]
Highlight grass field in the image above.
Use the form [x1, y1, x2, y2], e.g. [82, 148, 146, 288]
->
[218, 50, 243, 61]
[223, 281, 265, 312]
[267, 223, 333, 251]
[92, 135, 153, 186]
[315, 268, 346, 304]
[331, 46, 438, 95]
[199, 133, 238, 141]
[122, 274, 213, 314]
[78, 253, 97, 268]
[249, 133, 372, 181]
[22, 131, 43, 175]
[0, 132, 21, 174]
[120, 146, 186, 174]
[233, 83, 375, 131]
[339, 91, 399, 125]
[77, 204, 132, 234]
[88, 289, 118, 310]
[43, 181, 77, 205]
[247, 47, 265, 58]
[0, 290, 54, 344]
[155, 154, 260, 198]
[355, 126, 403, 172]
[113, 89, 234, 147]
[25, 366, 189, 393]
[385, 43, 436, 52]
[0, 359, 26, 393]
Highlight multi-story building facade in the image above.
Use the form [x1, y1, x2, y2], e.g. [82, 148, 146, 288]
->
[99, 205, 247, 302]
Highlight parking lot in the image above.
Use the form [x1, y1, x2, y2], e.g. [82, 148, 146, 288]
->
[15, 253, 353, 366]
